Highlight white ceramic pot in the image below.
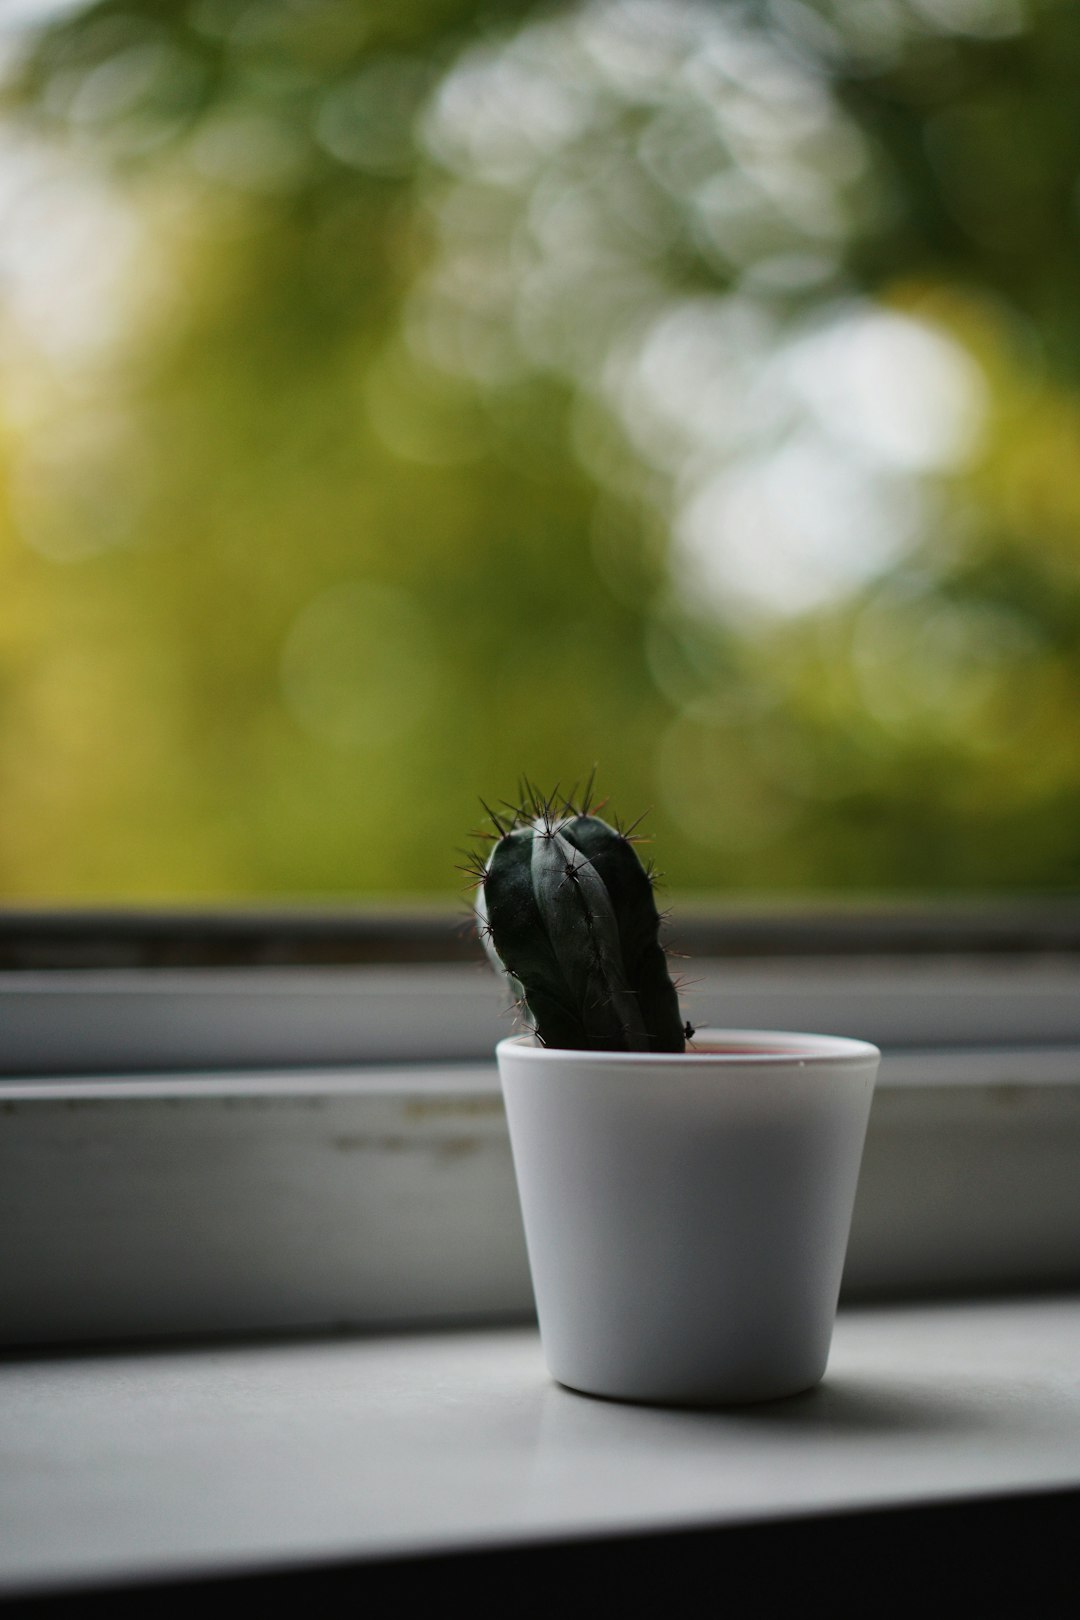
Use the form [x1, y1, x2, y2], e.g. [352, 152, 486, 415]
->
[496, 1028, 880, 1406]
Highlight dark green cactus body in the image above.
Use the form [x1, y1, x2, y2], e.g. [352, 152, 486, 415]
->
[477, 804, 685, 1053]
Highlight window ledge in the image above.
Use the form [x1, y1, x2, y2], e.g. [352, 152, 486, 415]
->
[2, 1298, 1080, 1602]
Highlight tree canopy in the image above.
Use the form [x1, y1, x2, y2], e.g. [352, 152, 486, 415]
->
[1, 0, 1078, 898]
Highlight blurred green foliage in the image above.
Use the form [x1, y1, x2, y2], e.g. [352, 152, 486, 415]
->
[0, 0, 1078, 899]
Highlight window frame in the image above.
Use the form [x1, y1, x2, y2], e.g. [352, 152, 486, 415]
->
[2, 900, 1079, 1347]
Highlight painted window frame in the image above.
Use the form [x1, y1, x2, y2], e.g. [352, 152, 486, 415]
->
[2, 902, 1079, 1347]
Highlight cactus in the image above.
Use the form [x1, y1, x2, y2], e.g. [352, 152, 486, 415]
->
[467, 782, 687, 1052]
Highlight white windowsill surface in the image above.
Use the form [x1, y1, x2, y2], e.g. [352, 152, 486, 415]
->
[3, 1297, 1080, 1599]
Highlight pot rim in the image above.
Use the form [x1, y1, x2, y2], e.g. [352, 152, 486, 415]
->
[497, 1027, 880, 1066]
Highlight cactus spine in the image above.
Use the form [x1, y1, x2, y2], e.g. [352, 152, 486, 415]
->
[470, 784, 686, 1053]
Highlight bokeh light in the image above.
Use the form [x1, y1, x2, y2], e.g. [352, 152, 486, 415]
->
[0, 0, 1078, 899]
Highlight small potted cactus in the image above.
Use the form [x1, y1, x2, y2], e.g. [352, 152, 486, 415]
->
[468, 782, 880, 1406]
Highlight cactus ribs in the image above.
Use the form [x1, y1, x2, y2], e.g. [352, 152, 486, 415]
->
[465, 781, 687, 1052]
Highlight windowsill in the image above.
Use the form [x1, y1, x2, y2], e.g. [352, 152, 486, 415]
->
[3, 1297, 1080, 1602]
